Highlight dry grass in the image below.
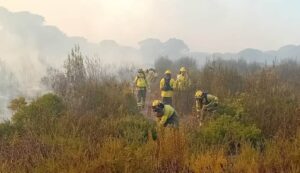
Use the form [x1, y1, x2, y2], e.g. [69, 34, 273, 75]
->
[1, 54, 300, 172]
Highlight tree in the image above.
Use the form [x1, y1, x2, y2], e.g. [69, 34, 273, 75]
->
[8, 97, 27, 112]
[154, 56, 173, 75]
[64, 45, 86, 89]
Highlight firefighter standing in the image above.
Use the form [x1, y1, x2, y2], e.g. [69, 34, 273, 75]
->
[176, 67, 191, 91]
[175, 67, 192, 116]
[160, 70, 176, 106]
[134, 69, 148, 109]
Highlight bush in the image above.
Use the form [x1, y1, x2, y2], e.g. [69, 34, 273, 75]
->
[2, 50, 300, 172]
[242, 69, 300, 137]
[190, 115, 262, 153]
[77, 114, 156, 145]
[12, 93, 64, 132]
[42, 46, 138, 117]
[0, 121, 15, 139]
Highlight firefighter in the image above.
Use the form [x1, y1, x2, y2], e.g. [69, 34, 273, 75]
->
[176, 67, 191, 91]
[134, 69, 148, 109]
[195, 90, 219, 126]
[160, 70, 176, 105]
[145, 68, 158, 84]
[175, 67, 192, 116]
[152, 100, 179, 128]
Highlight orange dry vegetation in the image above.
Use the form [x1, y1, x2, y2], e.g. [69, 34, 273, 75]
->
[0, 48, 300, 173]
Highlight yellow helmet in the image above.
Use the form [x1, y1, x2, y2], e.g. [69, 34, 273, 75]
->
[195, 90, 203, 98]
[152, 100, 162, 107]
[165, 70, 172, 74]
[180, 67, 187, 72]
[152, 100, 164, 113]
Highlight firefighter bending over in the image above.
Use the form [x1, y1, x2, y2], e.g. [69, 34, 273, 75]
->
[195, 90, 219, 126]
[152, 100, 179, 128]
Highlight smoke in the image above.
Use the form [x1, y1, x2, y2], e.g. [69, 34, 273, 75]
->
[0, 7, 188, 119]
[1, 7, 300, 119]
[139, 38, 189, 65]
[0, 8, 48, 119]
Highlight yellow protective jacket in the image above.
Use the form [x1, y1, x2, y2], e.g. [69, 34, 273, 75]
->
[160, 78, 176, 97]
[176, 74, 191, 91]
[134, 76, 148, 88]
[206, 94, 218, 104]
[157, 105, 177, 127]
[196, 94, 219, 111]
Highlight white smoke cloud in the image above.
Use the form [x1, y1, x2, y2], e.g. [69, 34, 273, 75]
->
[1, 6, 300, 119]
[0, 7, 189, 119]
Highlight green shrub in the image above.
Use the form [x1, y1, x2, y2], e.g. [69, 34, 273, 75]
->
[82, 114, 156, 145]
[115, 115, 156, 145]
[190, 115, 262, 153]
[12, 93, 64, 131]
[0, 121, 15, 139]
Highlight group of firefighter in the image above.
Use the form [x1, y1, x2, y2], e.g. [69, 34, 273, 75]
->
[134, 67, 219, 128]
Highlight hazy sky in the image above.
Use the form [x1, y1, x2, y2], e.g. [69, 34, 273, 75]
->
[1, 0, 300, 52]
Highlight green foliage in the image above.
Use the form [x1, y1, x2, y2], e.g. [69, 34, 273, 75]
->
[190, 115, 262, 152]
[115, 115, 156, 145]
[0, 121, 15, 139]
[218, 95, 247, 118]
[74, 114, 157, 147]
[12, 93, 64, 129]
[1, 50, 300, 172]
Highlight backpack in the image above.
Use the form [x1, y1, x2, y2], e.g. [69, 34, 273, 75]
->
[135, 73, 147, 88]
[162, 77, 173, 91]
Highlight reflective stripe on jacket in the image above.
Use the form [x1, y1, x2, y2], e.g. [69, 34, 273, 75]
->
[160, 78, 176, 97]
